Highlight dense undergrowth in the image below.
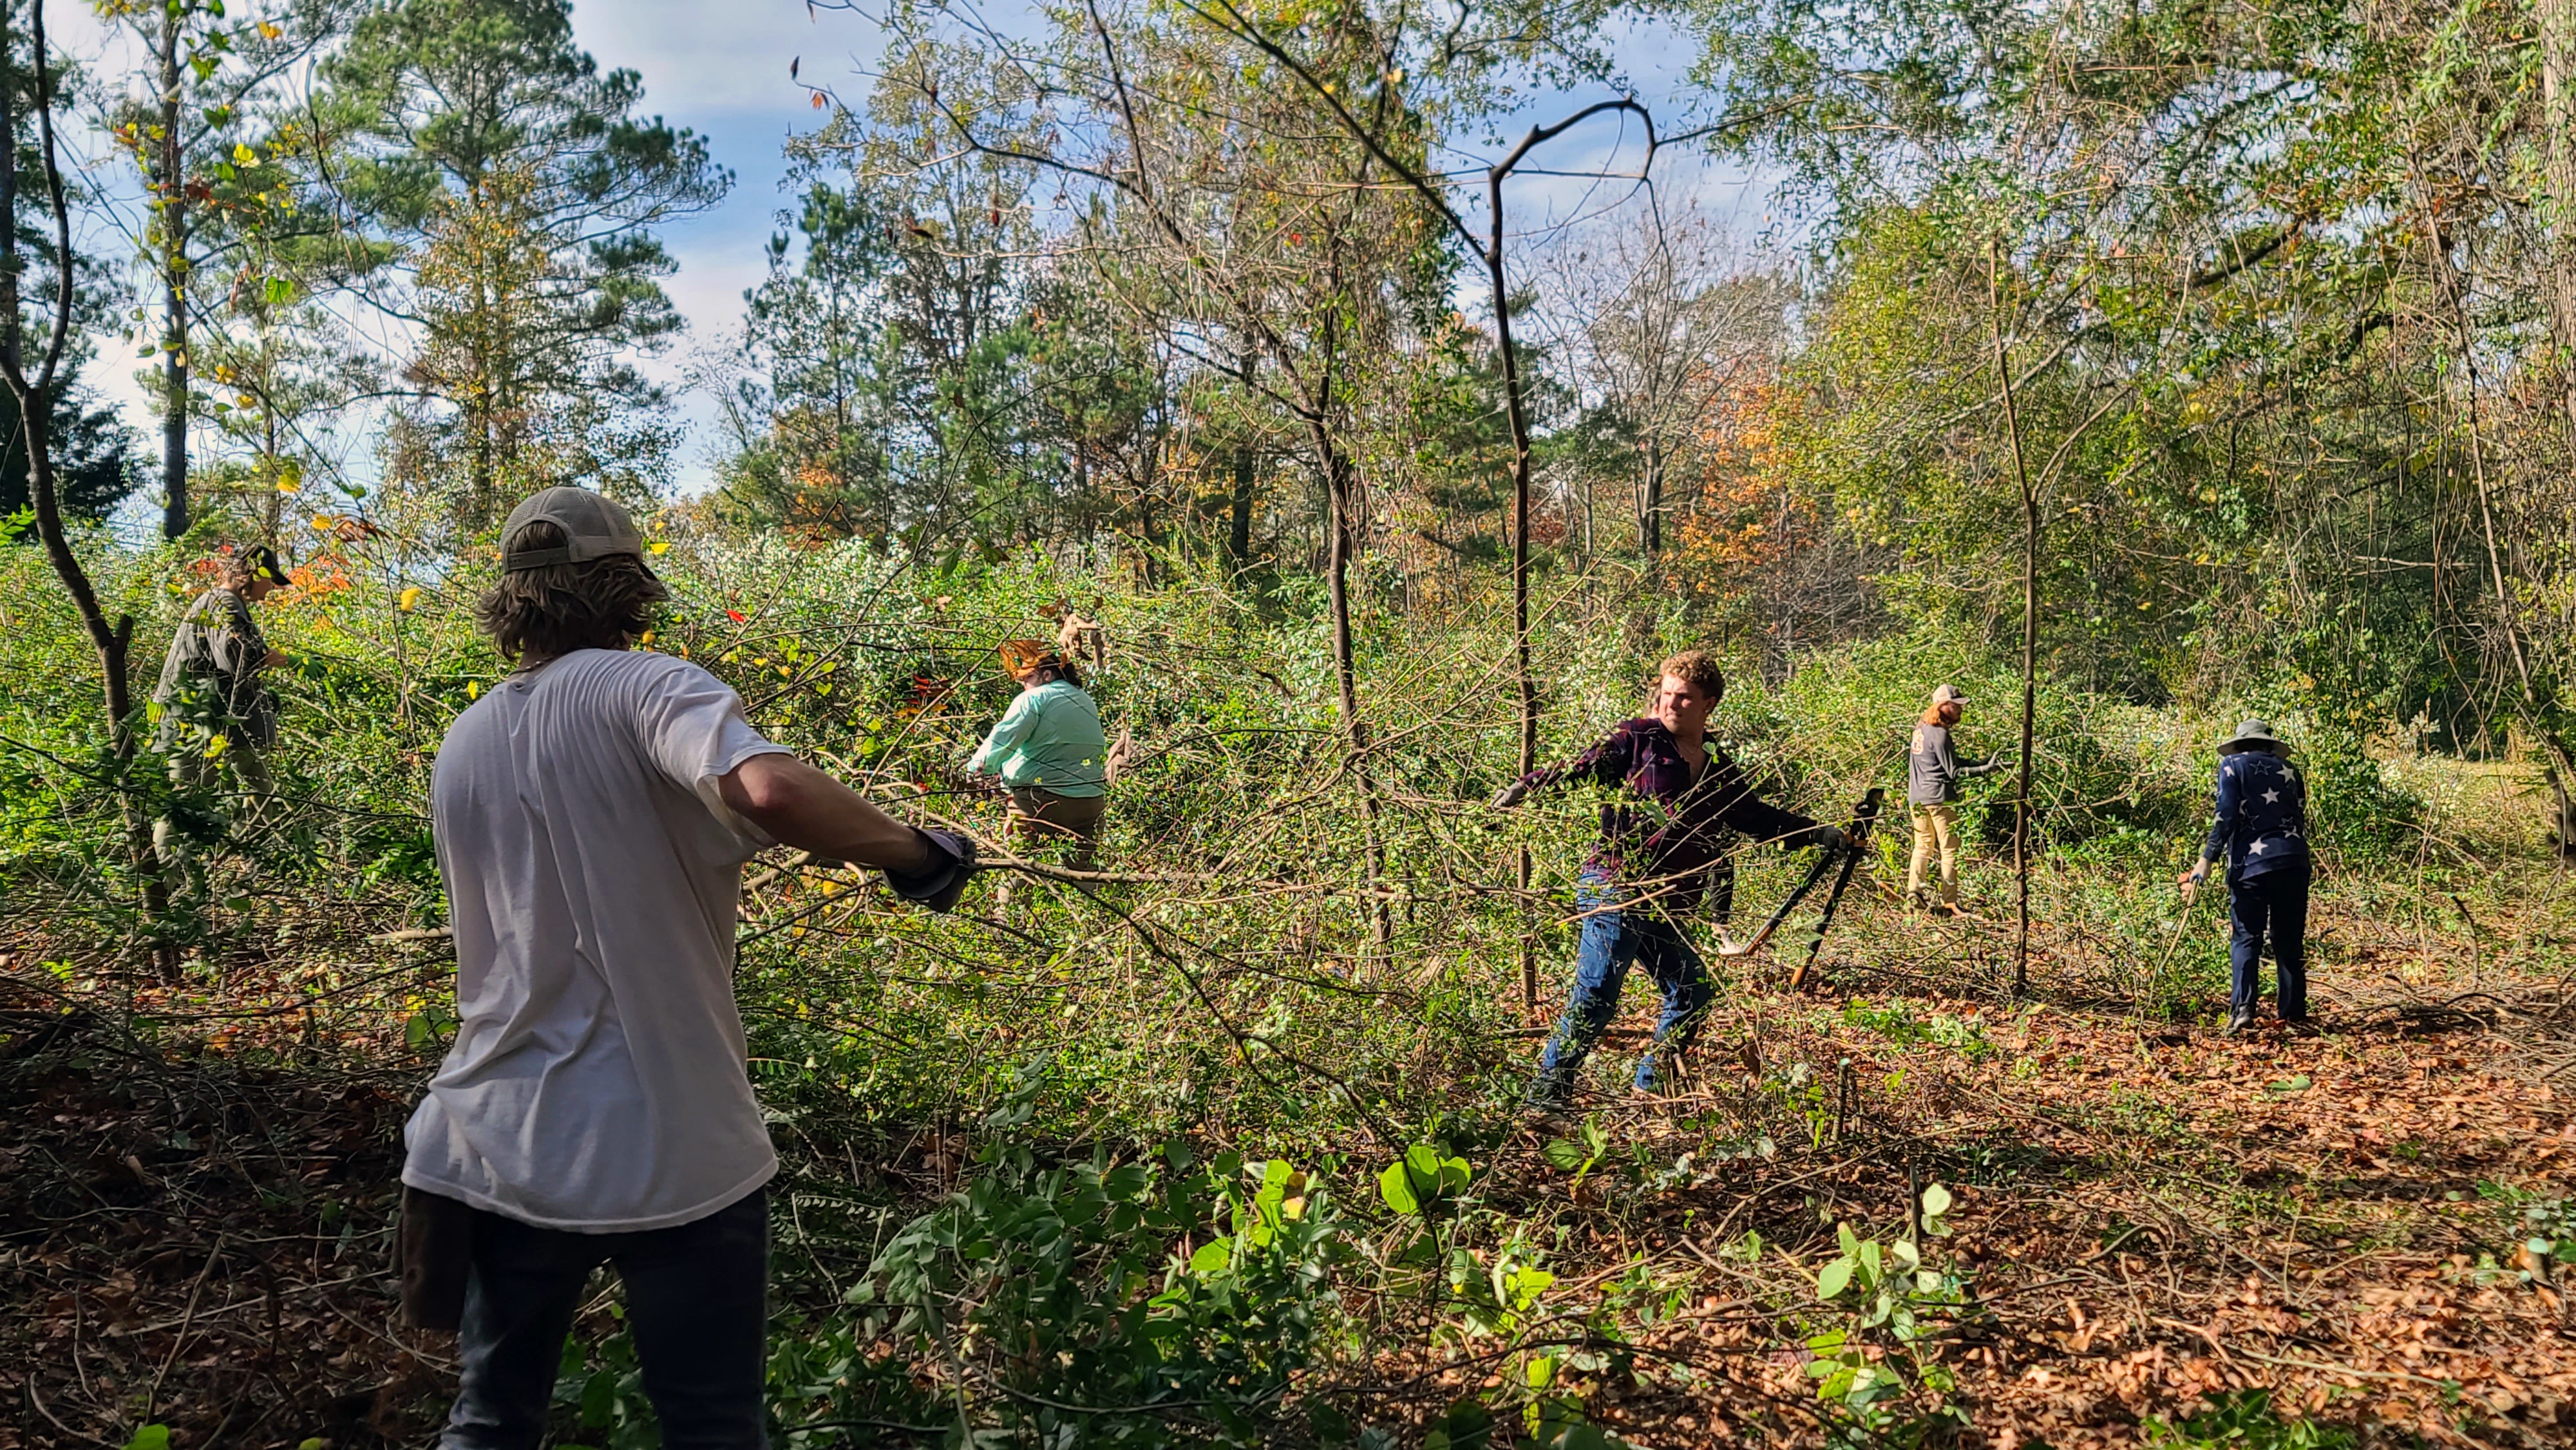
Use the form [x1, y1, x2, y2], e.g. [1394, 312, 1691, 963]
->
[5, 523, 2573, 1448]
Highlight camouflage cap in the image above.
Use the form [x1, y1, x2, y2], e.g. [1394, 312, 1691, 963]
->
[239, 544, 291, 586]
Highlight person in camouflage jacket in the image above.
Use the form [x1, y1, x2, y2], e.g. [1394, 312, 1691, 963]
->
[152, 546, 291, 869]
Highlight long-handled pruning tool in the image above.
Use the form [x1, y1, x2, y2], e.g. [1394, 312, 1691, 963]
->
[1788, 787, 1885, 992]
[1712, 788, 1886, 993]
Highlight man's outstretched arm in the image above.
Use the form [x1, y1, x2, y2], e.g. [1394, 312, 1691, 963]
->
[719, 753, 934, 874]
[1491, 728, 1631, 809]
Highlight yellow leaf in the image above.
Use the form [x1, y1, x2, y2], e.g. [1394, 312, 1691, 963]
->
[466, 681, 480, 700]
[204, 733, 229, 759]
[233, 142, 258, 165]
[638, 629, 654, 645]
[649, 540, 670, 554]
[259, 21, 281, 38]
[310, 514, 332, 530]
[276, 481, 296, 493]
[398, 586, 421, 612]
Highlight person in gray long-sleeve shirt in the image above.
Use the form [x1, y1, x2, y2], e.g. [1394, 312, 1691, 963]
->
[1906, 683, 2002, 912]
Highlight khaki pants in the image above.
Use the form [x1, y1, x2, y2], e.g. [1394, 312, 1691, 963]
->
[1007, 787, 1106, 872]
[1906, 802, 1960, 906]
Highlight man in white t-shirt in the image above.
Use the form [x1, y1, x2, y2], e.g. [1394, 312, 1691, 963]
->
[401, 487, 974, 1449]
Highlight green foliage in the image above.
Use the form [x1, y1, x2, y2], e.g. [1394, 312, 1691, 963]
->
[1730, 624, 2204, 860]
[0, 375, 140, 528]
[1801, 1185, 1973, 1444]
[1540, 1115, 1614, 1187]
[1378, 1142, 1472, 1216]
[2143, 1389, 2358, 1449]
[808, 1065, 1347, 1443]
[551, 1315, 654, 1450]
[2472, 1181, 2576, 1287]
[1840, 1001, 1993, 1060]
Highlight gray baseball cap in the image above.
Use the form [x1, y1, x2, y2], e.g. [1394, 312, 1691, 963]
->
[1929, 683, 1968, 706]
[500, 487, 647, 572]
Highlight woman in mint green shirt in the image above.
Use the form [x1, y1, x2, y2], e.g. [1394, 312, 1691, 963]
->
[970, 643, 1109, 869]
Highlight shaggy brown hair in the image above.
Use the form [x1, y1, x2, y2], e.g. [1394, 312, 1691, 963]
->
[475, 521, 668, 664]
[1922, 701, 1962, 727]
[1656, 649, 1726, 703]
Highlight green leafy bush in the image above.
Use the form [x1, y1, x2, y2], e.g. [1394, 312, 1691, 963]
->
[2143, 1389, 2356, 1449]
[828, 1073, 1347, 1444]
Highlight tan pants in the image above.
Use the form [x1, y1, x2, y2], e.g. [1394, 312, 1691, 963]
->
[1008, 787, 1106, 872]
[1906, 802, 1960, 906]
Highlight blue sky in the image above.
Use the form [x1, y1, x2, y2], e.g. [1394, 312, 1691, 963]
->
[61, 0, 1772, 504]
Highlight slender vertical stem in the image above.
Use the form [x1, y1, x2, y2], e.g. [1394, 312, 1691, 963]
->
[1989, 239, 2040, 995]
[1487, 172, 1535, 784]
[158, 10, 189, 540]
[1488, 160, 1542, 1008]
[1228, 354, 1256, 566]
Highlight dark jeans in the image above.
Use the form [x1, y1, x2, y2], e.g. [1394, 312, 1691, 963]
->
[1532, 873, 1714, 1097]
[2229, 862, 2310, 1023]
[442, 1187, 770, 1450]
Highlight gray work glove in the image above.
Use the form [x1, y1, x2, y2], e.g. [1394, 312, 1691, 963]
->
[1804, 825, 1852, 854]
[883, 827, 977, 912]
[1489, 780, 1530, 810]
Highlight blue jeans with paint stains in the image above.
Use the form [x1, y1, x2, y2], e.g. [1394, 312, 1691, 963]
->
[1530, 872, 1713, 1099]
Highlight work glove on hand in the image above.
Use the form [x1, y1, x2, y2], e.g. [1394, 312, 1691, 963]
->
[1489, 780, 1530, 811]
[884, 827, 977, 912]
[1806, 825, 1852, 854]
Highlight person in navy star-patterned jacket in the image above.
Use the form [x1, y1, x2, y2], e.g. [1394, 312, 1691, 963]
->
[2178, 719, 2312, 1031]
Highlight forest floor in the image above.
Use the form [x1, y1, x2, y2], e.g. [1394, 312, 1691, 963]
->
[4, 889, 2574, 1449]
